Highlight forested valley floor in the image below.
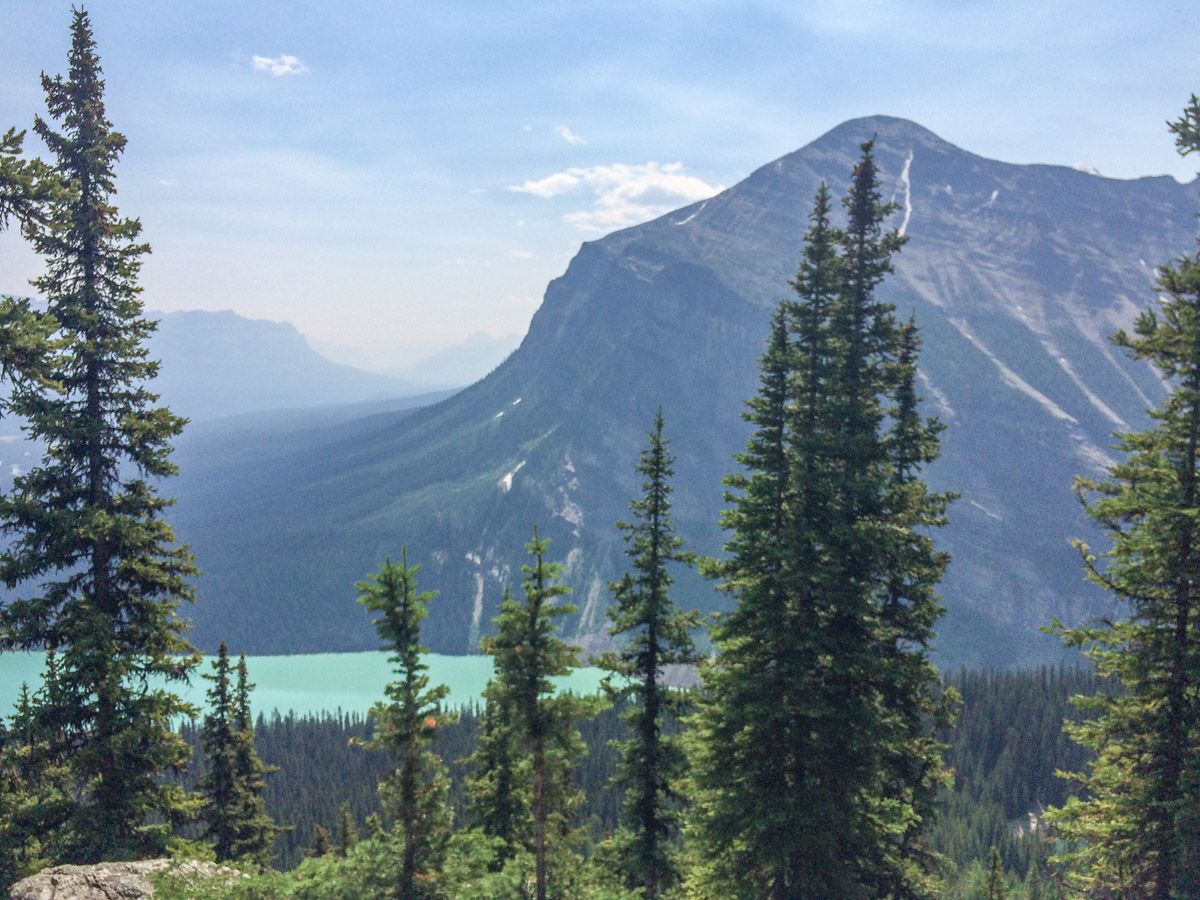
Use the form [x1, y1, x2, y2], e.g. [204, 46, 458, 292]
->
[176, 666, 1103, 895]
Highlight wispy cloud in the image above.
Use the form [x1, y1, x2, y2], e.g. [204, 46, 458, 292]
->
[508, 162, 721, 232]
[555, 124, 586, 146]
[251, 54, 309, 77]
[508, 249, 536, 260]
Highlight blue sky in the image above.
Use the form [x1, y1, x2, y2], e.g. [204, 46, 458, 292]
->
[1, 1, 1197, 366]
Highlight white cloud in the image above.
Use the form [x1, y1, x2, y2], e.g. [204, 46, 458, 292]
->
[555, 125, 586, 146]
[509, 170, 582, 198]
[507, 162, 722, 232]
[251, 54, 309, 77]
[508, 249, 536, 260]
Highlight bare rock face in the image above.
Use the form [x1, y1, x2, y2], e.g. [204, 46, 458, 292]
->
[9, 859, 240, 899]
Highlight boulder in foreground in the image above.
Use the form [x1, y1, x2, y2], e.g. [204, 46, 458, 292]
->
[10, 859, 242, 899]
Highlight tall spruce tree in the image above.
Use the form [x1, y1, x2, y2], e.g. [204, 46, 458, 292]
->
[200, 646, 278, 866]
[0, 10, 200, 862]
[483, 528, 594, 900]
[464, 667, 530, 868]
[1048, 96, 1200, 899]
[688, 141, 951, 898]
[200, 644, 241, 862]
[229, 653, 279, 866]
[356, 550, 453, 898]
[600, 411, 699, 897]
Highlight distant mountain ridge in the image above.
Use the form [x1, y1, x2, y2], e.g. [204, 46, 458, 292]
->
[0, 308, 427, 487]
[168, 116, 1199, 668]
[148, 309, 417, 421]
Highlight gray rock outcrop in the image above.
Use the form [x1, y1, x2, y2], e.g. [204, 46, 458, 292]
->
[10, 859, 241, 899]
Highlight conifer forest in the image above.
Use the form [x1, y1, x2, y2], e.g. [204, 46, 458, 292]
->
[2, 9, 1200, 900]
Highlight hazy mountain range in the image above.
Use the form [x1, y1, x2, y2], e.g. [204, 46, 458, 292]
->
[147, 310, 419, 421]
[312, 331, 523, 389]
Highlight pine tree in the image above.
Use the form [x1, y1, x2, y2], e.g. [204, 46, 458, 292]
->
[230, 655, 279, 865]
[600, 411, 699, 897]
[356, 549, 453, 898]
[308, 825, 334, 858]
[688, 141, 951, 898]
[483, 528, 595, 900]
[464, 670, 530, 868]
[200, 644, 241, 861]
[199, 646, 278, 866]
[1048, 96, 1200, 899]
[0, 662, 71, 890]
[336, 803, 359, 857]
[986, 846, 1006, 900]
[0, 10, 200, 862]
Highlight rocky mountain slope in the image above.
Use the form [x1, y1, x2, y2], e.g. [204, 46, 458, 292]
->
[169, 116, 1199, 668]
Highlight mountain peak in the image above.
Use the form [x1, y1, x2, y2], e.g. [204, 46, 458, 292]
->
[819, 114, 950, 144]
[789, 116, 963, 171]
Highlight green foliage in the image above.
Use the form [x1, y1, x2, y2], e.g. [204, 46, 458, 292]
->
[599, 411, 700, 897]
[356, 549, 454, 896]
[463, 674, 531, 865]
[483, 528, 602, 900]
[986, 846, 1006, 899]
[0, 124, 64, 418]
[1047, 95, 1200, 899]
[199, 646, 280, 867]
[0, 9, 200, 864]
[929, 667, 1103, 886]
[201, 645, 242, 860]
[335, 803, 359, 856]
[0, 661, 73, 889]
[0, 125, 51, 233]
[687, 143, 953, 898]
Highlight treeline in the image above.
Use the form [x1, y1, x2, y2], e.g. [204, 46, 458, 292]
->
[179, 667, 1101, 878]
[179, 703, 625, 871]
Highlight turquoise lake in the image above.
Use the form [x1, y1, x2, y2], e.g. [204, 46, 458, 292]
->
[0, 651, 609, 719]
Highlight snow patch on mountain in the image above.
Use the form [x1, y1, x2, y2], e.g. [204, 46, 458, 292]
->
[1072, 433, 1116, 472]
[674, 200, 708, 226]
[949, 319, 1077, 423]
[498, 460, 526, 493]
[969, 499, 1002, 521]
[898, 150, 914, 237]
[1041, 339, 1129, 429]
[576, 574, 604, 637]
[468, 572, 485, 649]
[917, 369, 955, 420]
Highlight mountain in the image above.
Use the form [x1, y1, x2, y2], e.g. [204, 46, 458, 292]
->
[399, 331, 523, 389]
[309, 331, 522, 389]
[0, 309, 426, 490]
[168, 116, 1199, 668]
[147, 309, 416, 421]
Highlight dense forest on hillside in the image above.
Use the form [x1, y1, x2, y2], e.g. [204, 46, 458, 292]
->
[179, 667, 1102, 882]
